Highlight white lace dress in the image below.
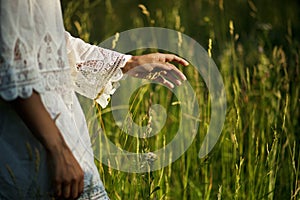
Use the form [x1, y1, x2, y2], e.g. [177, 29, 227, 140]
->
[0, 0, 130, 199]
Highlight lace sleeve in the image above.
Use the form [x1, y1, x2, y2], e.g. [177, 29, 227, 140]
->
[65, 32, 131, 108]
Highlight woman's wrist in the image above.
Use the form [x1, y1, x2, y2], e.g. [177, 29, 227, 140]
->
[43, 130, 68, 155]
[122, 55, 137, 74]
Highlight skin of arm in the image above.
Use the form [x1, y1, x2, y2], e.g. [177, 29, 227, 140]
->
[9, 91, 84, 199]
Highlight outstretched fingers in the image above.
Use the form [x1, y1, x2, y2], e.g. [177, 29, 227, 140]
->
[163, 62, 187, 81]
[125, 53, 189, 87]
[162, 54, 189, 66]
[155, 76, 175, 89]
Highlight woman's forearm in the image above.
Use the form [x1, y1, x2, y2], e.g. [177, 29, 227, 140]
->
[9, 91, 67, 153]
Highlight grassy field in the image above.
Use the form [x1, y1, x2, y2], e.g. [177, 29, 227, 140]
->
[62, 0, 300, 199]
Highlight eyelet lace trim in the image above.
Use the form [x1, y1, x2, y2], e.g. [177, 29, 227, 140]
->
[72, 49, 130, 108]
[1, 32, 130, 109]
[0, 38, 44, 100]
[0, 33, 73, 105]
[78, 182, 109, 200]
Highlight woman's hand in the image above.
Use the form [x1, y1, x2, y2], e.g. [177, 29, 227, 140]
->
[48, 144, 84, 200]
[123, 53, 189, 88]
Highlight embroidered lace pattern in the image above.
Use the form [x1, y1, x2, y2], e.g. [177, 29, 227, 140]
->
[0, 33, 75, 106]
[0, 32, 130, 108]
[0, 38, 43, 100]
[65, 32, 131, 107]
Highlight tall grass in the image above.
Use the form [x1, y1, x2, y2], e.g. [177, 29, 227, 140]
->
[62, 0, 300, 199]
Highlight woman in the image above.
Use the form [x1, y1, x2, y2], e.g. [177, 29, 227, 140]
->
[0, 0, 188, 199]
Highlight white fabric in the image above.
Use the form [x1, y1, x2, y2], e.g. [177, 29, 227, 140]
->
[65, 32, 131, 108]
[0, 0, 130, 199]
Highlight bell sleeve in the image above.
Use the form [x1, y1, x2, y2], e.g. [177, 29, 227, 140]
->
[65, 32, 131, 108]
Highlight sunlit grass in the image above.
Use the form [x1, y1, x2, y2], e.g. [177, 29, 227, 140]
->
[62, 0, 300, 199]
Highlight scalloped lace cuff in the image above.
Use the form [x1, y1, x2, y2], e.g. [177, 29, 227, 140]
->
[94, 55, 131, 108]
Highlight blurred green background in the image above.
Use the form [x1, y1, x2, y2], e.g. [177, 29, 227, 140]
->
[61, 0, 300, 199]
